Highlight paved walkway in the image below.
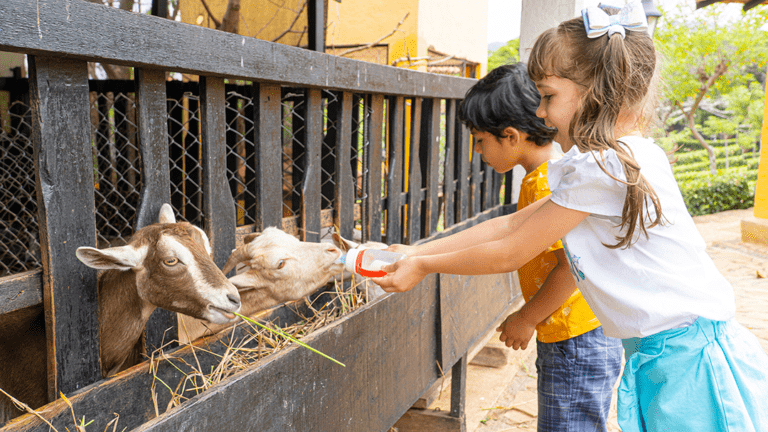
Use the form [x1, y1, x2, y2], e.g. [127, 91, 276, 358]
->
[473, 208, 768, 432]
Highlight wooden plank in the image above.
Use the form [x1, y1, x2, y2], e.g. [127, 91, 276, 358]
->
[443, 100, 457, 228]
[0, 0, 475, 99]
[28, 56, 101, 399]
[406, 98, 423, 245]
[253, 83, 283, 231]
[199, 76, 237, 268]
[334, 92, 355, 240]
[386, 96, 405, 245]
[455, 123, 470, 223]
[503, 171, 514, 205]
[134, 68, 177, 353]
[302, 89, 322, 243]
[0, 270, 43, 315]
[483, 163, 494, 211]
[420, 98, 441, 237]
[438, 272, 516, 370]
[365, 94, 384, 242]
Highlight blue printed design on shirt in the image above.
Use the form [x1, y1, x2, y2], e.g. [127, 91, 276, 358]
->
[563, 243, 585, 281]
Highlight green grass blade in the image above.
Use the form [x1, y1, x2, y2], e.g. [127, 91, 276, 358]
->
[234, 312, 346, 367]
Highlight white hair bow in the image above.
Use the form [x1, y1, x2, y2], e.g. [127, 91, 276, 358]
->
[582, 1, 648, 39]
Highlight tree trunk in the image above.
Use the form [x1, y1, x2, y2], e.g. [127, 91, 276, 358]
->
[685, 111, 717, 175]
[219, 0, 241, 34]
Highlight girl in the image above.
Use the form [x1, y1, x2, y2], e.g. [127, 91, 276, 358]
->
[373, 4, 768, 431]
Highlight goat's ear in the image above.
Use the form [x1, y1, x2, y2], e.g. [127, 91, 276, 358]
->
[228, 272, 266, 292]
[76, 245, 146, 271]
[158, 204, 176, 224]
[243, 232, 261, 244]
[331, 232, 357, 252]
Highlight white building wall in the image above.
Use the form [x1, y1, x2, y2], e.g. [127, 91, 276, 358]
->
[418, 0, 489, 74]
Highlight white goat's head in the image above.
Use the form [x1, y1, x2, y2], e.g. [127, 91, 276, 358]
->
[221, 227, 344, 307]
[75, 204, 241, 324]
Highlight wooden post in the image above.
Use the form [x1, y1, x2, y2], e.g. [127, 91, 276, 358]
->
[302, 89, 323, 243]
[443, 99, 457, 228]
[455, 123, 470, 223]
[199, 76, 236, 267]
[420, 98, 441, 236]
[365, 94, 384, 242]
[406, 98, 423, 244]
[253, 83, 283, 231]
[29, 55, 101, 400]
[134, 68, 177, 353]
[334, 92, 355, 240]
[450, 355, 468, 431]
[386, 96, 405, 244]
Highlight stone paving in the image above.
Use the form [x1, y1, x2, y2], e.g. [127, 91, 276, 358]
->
[473, 208, 768, 432]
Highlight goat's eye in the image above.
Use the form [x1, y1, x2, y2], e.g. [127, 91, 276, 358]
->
[163, 258, 179, 266]
[277, 259, 286, 270]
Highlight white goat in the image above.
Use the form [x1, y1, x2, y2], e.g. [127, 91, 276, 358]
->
[0, 204, 241, 425]
[178, 227, 344, 343]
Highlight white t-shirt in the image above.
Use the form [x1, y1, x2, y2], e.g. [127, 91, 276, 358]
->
[547, 136, 735, 339]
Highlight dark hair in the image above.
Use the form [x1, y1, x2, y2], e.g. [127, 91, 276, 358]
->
[458, 63, 556, 146]
[528, 16, 661, 249]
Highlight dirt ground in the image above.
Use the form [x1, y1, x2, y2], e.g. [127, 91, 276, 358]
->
[469, 208, 768, 432]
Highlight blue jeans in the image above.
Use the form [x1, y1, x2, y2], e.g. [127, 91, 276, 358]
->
[536, 326, 623, 432]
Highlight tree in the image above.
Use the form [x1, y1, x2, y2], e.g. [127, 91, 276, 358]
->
[487, 39, 519, 72]
[655, 3, 768, 174]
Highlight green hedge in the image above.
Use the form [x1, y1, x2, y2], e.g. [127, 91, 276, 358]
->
[674, 166, 758, 184]
[672, 155, 759, 174]
[677, 169, 755, 216]
[673, 147, 759, 165]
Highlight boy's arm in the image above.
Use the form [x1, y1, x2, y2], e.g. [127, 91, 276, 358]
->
[496, 248, 577, 350]
[391, 195, 551, 257]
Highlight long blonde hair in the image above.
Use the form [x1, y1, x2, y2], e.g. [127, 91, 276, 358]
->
[528, 16, 663, 249]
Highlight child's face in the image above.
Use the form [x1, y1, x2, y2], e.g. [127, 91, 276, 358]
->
[471, 128, 520, 174]
[534, 75, 583, 151]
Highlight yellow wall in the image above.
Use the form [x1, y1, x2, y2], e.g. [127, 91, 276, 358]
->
[754, 65, 768, 219]
[326, 0, 421, 70]
[180, 0, 308, 46]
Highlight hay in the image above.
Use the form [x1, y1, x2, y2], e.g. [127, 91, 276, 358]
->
[151, 275, 372, 412]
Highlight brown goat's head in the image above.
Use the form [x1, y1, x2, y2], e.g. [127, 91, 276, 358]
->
[76, 204, 241, 324]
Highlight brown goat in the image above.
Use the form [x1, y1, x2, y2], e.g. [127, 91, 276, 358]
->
[0, 204, 241, 424]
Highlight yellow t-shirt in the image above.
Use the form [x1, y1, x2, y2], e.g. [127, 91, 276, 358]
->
[517, 161, 601, 343]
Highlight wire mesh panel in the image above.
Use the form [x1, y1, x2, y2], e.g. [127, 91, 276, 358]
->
[0, 100, 40, 277]
[351, 94, 367, 237]
[320, 90, 338, 212]
[91, 91, 142, 248]
[224, 87, 257, 227]
[167, 89, 203, 226]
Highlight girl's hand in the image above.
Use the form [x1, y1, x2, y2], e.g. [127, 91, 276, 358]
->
[385, 243, 417, 256]
[496, 311, 536, 350]
[371, 256, 427, 293]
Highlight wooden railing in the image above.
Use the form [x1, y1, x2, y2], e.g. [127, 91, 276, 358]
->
[0, 1, 518, 430]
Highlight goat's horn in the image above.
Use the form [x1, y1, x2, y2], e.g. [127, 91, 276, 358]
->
[222, 244, 250, 274]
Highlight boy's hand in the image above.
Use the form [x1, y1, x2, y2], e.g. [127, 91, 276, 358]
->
[371, 256, 426, 293]
[496, 311, 536, 350]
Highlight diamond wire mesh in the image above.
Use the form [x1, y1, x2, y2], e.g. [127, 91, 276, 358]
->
[0, 101, 40, 277]
[224, 89, 257, 226]
[321, 90, 338, 211]
[167, 92, 203, 227]
[281, 89, 306, 219]
[91, 91, 142, 248]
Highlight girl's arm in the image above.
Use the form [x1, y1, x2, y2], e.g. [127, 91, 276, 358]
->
[373, 199, 588, 292]
[390, 195, 551, 257]
[496, 248, 577, 350]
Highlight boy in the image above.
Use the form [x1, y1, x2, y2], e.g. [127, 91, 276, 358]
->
[388, 63, 623, 431]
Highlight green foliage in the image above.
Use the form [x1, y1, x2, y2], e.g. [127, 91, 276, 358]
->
[677, 169, 755, 216]
[487, 39, 519, 72]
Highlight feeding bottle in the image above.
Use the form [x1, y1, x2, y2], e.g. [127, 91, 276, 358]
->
[341, 248, 406, 278]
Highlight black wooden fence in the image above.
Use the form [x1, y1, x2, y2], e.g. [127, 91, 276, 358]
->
[0, 1, 519, 430]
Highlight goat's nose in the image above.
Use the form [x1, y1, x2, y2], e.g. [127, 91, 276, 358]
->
[227, 294, 241, 307]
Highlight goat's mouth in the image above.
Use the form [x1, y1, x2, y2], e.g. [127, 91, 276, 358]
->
[207, 305, 237, 323]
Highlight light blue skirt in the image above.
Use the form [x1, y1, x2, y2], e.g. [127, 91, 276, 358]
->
[619, 317, 768, 432]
